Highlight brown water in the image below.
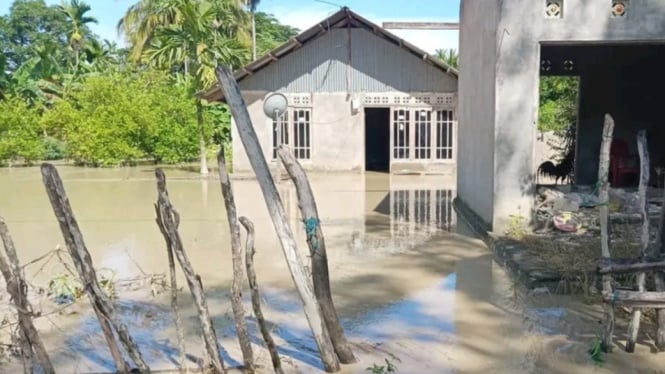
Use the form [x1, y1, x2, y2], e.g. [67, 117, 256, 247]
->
[0, 166, 662, 373]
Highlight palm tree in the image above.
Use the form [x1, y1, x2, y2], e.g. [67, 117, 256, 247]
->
[120, 0, 249, 174]
[435, 48, 459, 69]
[244, 0, 260, 59]
[57, 0, 98, 70]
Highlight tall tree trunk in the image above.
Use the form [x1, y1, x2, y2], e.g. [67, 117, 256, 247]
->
[196, 99, 209, 175]
[599, 114, 615, 353]
[251, 10, 257, 60]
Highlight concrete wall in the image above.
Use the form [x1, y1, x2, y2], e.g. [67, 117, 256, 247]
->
[238, 28, 457, 93]
[457, 0, 501, 227]
[460, 0, 665, 231]
[232, 92, 364, 172]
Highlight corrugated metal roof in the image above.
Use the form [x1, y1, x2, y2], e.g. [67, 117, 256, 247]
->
[200, 7, 458, 102]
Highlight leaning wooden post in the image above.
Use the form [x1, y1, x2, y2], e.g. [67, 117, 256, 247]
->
[153, 204, 187, 373]
[216, 148, 255, 372]
[215, 66, 340, 372]
[0, 218, 54, 374]
[656, 171, 665, 351]
[239, 217, 284, 374]
[626, 130, 650, 353]
[41, 163, 149, 373]
[154, 168, 226, 374]
[276, 146, 356, 363]
[598, 114, 615, 352]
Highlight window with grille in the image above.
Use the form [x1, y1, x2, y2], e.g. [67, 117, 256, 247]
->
[272, 108, 312, 160]
[392, 109, 410, 159]
[436, 110, 454, 159]
[415, 110, 432, 159]
[292, 108, 311, 159]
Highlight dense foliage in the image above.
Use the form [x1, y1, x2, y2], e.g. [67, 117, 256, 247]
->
[0, 0, 298, 167]
[538, 76, 579, 134]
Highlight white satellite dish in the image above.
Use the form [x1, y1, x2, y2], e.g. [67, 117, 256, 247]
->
[263, 92, 288, 118]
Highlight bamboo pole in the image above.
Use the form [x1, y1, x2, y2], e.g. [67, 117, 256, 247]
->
[41, 163, 149, 373]
[599, 114, 615, 352]
[239, 217, 284, 374]
[215, 66, 340, 372]
[276, 146, 356, 363]
[154, 168, 226, 374]
[216, 149, 255, 372]
[626, 130, 650, 353]
[0, 217, 54, 374]
[153, 203, 187, 373]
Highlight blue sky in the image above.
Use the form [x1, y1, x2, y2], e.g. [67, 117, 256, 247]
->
[1, 0, 460, 53]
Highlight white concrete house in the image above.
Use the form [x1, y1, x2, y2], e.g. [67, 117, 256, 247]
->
[456, 0, 665, 232]
[203, 8, 458, 174]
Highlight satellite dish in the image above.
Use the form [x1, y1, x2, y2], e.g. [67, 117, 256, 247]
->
[263, 92, 288, 118]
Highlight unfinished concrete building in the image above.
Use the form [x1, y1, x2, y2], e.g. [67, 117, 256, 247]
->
[457, 0, 665, 232]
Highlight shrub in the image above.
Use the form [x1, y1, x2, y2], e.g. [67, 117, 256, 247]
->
[0, 97, 44, 164]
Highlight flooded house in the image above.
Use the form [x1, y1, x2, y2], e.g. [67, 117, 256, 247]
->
[202, 7, 458, 175]
[456, 0, 665, 232]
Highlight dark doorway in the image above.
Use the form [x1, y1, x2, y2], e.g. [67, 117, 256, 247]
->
[365, 107, 390, 172]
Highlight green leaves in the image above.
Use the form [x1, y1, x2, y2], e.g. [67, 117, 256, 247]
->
[538, 76, 579, 134]
[0, 96, 45, 164]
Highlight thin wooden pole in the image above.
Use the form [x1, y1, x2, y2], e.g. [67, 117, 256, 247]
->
[599, 114, 615, 353]
[0, 217, 54, 374]
[154, 168, 226, 374]
[656, 171, 665, 351]
[41, 163, 149, 373]
[153, 204, 187, 373]
[276, 146, 356, 363]
[216, 149, 255, 371]
[626, 130, 650, 353]
[215, 66, 340, 372]
[239, 217, 284, 374]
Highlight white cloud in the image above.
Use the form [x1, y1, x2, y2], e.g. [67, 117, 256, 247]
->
[264, 6, 459, 53]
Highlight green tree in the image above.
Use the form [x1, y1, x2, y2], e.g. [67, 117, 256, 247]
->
[0, 0, 73, 71]
[120, 0, 249, 174]
[57, 0, 98, 70]
[538, 76, 579, 134]
[254, 11, 298, 56]
[435, 48, 458, 69]
[0, 96, 45, 164]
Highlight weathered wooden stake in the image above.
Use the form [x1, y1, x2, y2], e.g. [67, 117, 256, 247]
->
[154, 168, 226, 374]
[626, 130, 650, 353]
[239, 217, 284, 374]
[215, 65, 340, 372]
[154, 204, 187, 373]
[216, 149, 255, 372]
[276, 146, 356, 364]
[0, 217, 54, 374]
[598, 114, 615, 353]
[41, 163, 149, 373]
[656, 171, 665, 351]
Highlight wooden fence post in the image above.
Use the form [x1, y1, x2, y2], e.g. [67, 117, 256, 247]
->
[153, 205, 187, 373]
[41, 163, 149, 373]
[656, 171, 665, 351]
[215, 66, 340, 372]
[599, 114, 615, 352]
[276, 146, 356, 363]
[626, 130, 649, 352]
[154, 168, 226, 374]
[216, 149, 255, 371]
[0, 218, 54, 374]
[239, 217, 284, 374]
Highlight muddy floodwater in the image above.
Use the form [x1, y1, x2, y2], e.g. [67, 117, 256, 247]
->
[0, 166, 663, 373]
